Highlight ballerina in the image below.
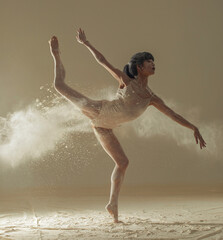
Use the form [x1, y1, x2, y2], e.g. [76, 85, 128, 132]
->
[49, 28, 206, 223]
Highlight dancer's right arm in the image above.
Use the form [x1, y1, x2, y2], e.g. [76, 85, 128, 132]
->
[151, 94, 206, 149]
[76, 28, 130, 88]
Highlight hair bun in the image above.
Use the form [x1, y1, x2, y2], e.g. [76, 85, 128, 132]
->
[123, 64, 135, 79]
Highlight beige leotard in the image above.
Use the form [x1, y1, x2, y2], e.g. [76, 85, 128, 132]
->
[91, 79, 154, 129]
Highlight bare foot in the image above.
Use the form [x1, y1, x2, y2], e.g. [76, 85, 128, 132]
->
[49, 36, 60, 56]
[105, 203, 119, 223]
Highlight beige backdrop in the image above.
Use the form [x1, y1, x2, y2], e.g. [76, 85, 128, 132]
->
[0, 0, 222, 193]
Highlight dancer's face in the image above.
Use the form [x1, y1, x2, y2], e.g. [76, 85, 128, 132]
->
[138, 59, 155, 76]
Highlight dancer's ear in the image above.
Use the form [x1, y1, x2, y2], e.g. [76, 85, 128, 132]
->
[136, 64, 144, 74]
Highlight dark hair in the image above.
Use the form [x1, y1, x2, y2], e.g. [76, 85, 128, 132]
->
[123, 52, 154, 79]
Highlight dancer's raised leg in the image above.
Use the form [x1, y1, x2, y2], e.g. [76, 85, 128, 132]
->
[93, 127, 129, 223]
[49, 36, 102, 119]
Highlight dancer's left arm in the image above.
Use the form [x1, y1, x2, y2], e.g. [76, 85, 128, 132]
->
[150, 95, 206, 149]
[76, 28, 130, 88]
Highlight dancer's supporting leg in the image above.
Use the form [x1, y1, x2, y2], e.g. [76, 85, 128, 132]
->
[49, 36, 101, 118]
[93, 127, 129, 223]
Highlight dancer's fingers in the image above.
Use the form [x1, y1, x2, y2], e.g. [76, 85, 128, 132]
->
[202, 138, 206, 145]
[198, 138, 202, 149]
[200, 137, 206, 149]
[195, 135, 198, 144]
[200, 135, 206, 146]
[194, 131, 198, 144]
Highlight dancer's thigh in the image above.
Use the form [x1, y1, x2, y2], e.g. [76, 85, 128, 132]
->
[81, 99, 102, 119]
[56, 83, 102, 120]
[93, 127, 129, 167]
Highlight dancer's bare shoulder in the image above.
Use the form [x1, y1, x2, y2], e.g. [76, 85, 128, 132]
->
[118, 73, 132, 89]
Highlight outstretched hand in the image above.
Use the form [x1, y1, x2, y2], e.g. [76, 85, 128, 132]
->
[76, 28, 88, 44]
[194, 127, 206, 149]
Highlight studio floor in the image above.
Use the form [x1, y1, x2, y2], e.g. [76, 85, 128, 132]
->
[0, 187, 223, 240]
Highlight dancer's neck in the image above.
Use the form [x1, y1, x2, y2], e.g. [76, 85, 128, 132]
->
[135, 76, 149, 88]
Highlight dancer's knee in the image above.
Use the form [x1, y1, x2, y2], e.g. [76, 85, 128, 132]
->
[118, 158, 129, 170]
